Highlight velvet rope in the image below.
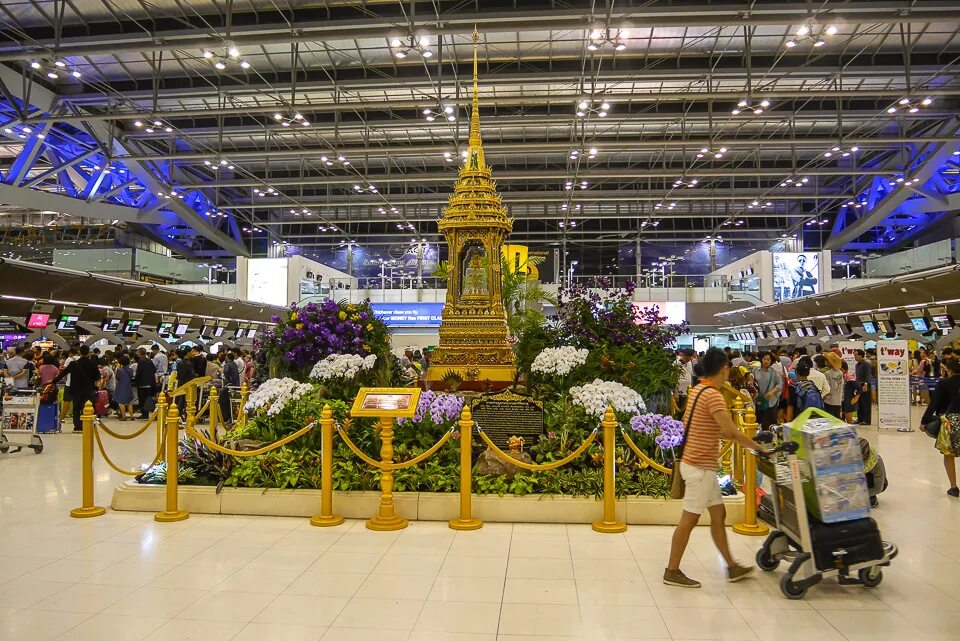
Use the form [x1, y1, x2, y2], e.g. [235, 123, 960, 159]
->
[92, 423, 164, 476]
[95, 413, 156, 440]
[475, 425, 597, 471]
[619, 428, 673, 475]
[335, 423, 455, 471]
[184, 422, 316, 457]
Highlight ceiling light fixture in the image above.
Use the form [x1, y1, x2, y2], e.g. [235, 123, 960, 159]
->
[673, 177, 699, 188]
[780, 176, 810, 187]
[564, 180, 589, 190]
[390, 35, 434, 59]
[202, 44, 251, 71]
[696, 146, 728, 159]
[272, 111, 310, 127]
[569, 148, 598, 160]
[731, 98, 771, 115]
[886, 96, 933, 115]
[784, 22, 839, 48]
[587, 27, 628, 51]
[29, 58, 82, 80]
[423, 105, 456, 122]
[576, 98, 611, 118]
[133, 119, 173, 134]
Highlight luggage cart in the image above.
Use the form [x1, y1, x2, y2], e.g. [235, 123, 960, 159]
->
[0, 388, 44, 454]
[753, 440, 896, 599]
[225, 385, 243, 425]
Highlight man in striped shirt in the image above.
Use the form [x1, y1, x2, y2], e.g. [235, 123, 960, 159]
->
[664, 347, 767, 588]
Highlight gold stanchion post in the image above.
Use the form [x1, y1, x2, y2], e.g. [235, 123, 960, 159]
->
[311, 404, 344, 527]
[592, 406, 626, 533]
[156, 393, 167, 464]
[366, 416, 407, 531]
[155, 403, 189, 522]
[185, 385, 197, 432]
[208, 386, 219, 444]
[449, 406, 482, 531]
[70, 402, 106, 518]
[727, 397, 743, 482]
[733, 406, 769, 536]
[238, 382, 248, 425]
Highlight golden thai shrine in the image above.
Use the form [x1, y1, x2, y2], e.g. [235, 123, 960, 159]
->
[427, 30, 515, 386]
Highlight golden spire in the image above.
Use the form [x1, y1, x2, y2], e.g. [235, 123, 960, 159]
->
[468, 27, 484, 166]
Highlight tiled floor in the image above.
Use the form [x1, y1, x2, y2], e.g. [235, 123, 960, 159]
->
[2, 409, 960, 640]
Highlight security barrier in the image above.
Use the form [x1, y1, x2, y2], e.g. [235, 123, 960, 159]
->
[78, 386, 763, 536]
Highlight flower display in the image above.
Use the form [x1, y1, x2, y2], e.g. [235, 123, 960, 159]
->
[530, 346, 589, 376]
[309, 353, 377, 381]
[244, 377, 314, 416]
[630, 413, 685, 449]
[397, 390, 464, 426]
[256, 299, 390, 380]
[569, 379, 646, 417]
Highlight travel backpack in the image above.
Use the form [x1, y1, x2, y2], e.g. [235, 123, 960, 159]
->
[795, 380, 823, 411]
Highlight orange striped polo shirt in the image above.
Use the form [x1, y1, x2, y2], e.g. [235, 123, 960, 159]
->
[681, 381, 728, 470]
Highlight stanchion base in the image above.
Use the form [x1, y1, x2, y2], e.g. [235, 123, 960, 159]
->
[732, 522, 769, 536]
[448, 518, 483, 531]
[310, 514, 345, 528]
[70, 506, 106, 518]
[366, 515, 408, 531]
[592, 520, 627, 534]
[154, 510, 189, 523]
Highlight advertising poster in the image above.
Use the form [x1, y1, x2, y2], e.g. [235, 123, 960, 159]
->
[773, 252, 821, 301]
[839, 341, 863, 375]
[877, 340, 911, 431]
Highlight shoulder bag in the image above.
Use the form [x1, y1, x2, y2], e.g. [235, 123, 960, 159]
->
[670, 386, 707, 500]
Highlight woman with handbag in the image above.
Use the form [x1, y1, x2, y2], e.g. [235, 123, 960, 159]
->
[920, 355, 960, 497]
[663, 348, 767, 589]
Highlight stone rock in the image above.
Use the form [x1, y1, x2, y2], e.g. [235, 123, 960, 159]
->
[474, 447, 533, 481]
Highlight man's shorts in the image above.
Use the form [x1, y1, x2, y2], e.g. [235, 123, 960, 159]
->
[62, 386, 73, 403]
[680, 462, 723, 515]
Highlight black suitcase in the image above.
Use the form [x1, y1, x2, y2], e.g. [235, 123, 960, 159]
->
[809, 516, 884, 572]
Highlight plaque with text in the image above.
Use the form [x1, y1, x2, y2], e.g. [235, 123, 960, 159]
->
[351, 387, 421, 419]
[471, 390, 544, 448]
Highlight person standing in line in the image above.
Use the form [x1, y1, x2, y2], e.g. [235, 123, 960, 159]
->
[675, 349, 695, 412]
[920, 355, 960, 497]
[220, 352, 241, 423]
[663, 348, 766, 588]
[60, 346, 79, 422]
[854, 349, 873, 425]
[803, 356, 830, 399]
[151, 344, 168, 388]
[53, 345, 100, 432]
[113, 355, 135, 421]
[4, 347, 31, 389]
[132, 350, 157, 419]
[754, 351, 782, 429]
[823, 353, 845, 419]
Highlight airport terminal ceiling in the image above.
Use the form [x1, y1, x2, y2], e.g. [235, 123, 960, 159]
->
[0, 0, 959, 275]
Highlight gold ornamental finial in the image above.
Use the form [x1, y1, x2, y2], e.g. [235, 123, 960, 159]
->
[469, 27, 483, 156]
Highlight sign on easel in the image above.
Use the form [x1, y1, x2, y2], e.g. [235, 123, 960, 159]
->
[877, 341, 910, 431]
[838, 341, 863, 374]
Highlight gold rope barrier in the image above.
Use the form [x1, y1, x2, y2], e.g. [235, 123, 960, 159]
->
[184, 422, 316, 457]
[310, 405, 344, 527]
[155, 403, 188, 522]
[96, 413, 156, 440]
[732, 405, 769, 536]
[476, 425, 598, 471]
[91, 421, 165, 476]
[70, 402, 106, 518]
[335, 423, 454, 471]
[449, 406, 482, 531]
[593, 407, 627, 534]
[619, 428, 673, 474]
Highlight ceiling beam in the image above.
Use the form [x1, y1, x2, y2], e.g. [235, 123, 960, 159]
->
[1, 1, 956, 61]
[0, 182, 173, 224]
[19, 88, 960, 127]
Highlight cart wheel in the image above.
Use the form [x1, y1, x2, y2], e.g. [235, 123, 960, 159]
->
[0, 434, 8, 454]
[780, 574, 807, 599]
[756, 546, 780, 572]
[30, 437, 43, 454]
[858, 567, 883, 588]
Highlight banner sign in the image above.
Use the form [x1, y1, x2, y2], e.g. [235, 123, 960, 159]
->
[371, 303, 444, 327]
[773, 252, 821, 301]
[839, 341, 863, 374]
[877, 340, 910, 430]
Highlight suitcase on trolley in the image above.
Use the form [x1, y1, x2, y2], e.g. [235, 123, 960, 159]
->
[36, 402, 59, 433]
[94, 390, 110, 417]
[809, 516, 884, 572]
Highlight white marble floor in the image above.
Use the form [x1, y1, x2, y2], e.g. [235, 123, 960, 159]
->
[2, 411, 960, 641]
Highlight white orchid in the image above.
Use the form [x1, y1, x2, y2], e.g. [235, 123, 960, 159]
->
[309, 353, 377, 381]
[530, 346, 590, 376]
[569, 379, 646, 418]
[245, 377, 314, 416]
